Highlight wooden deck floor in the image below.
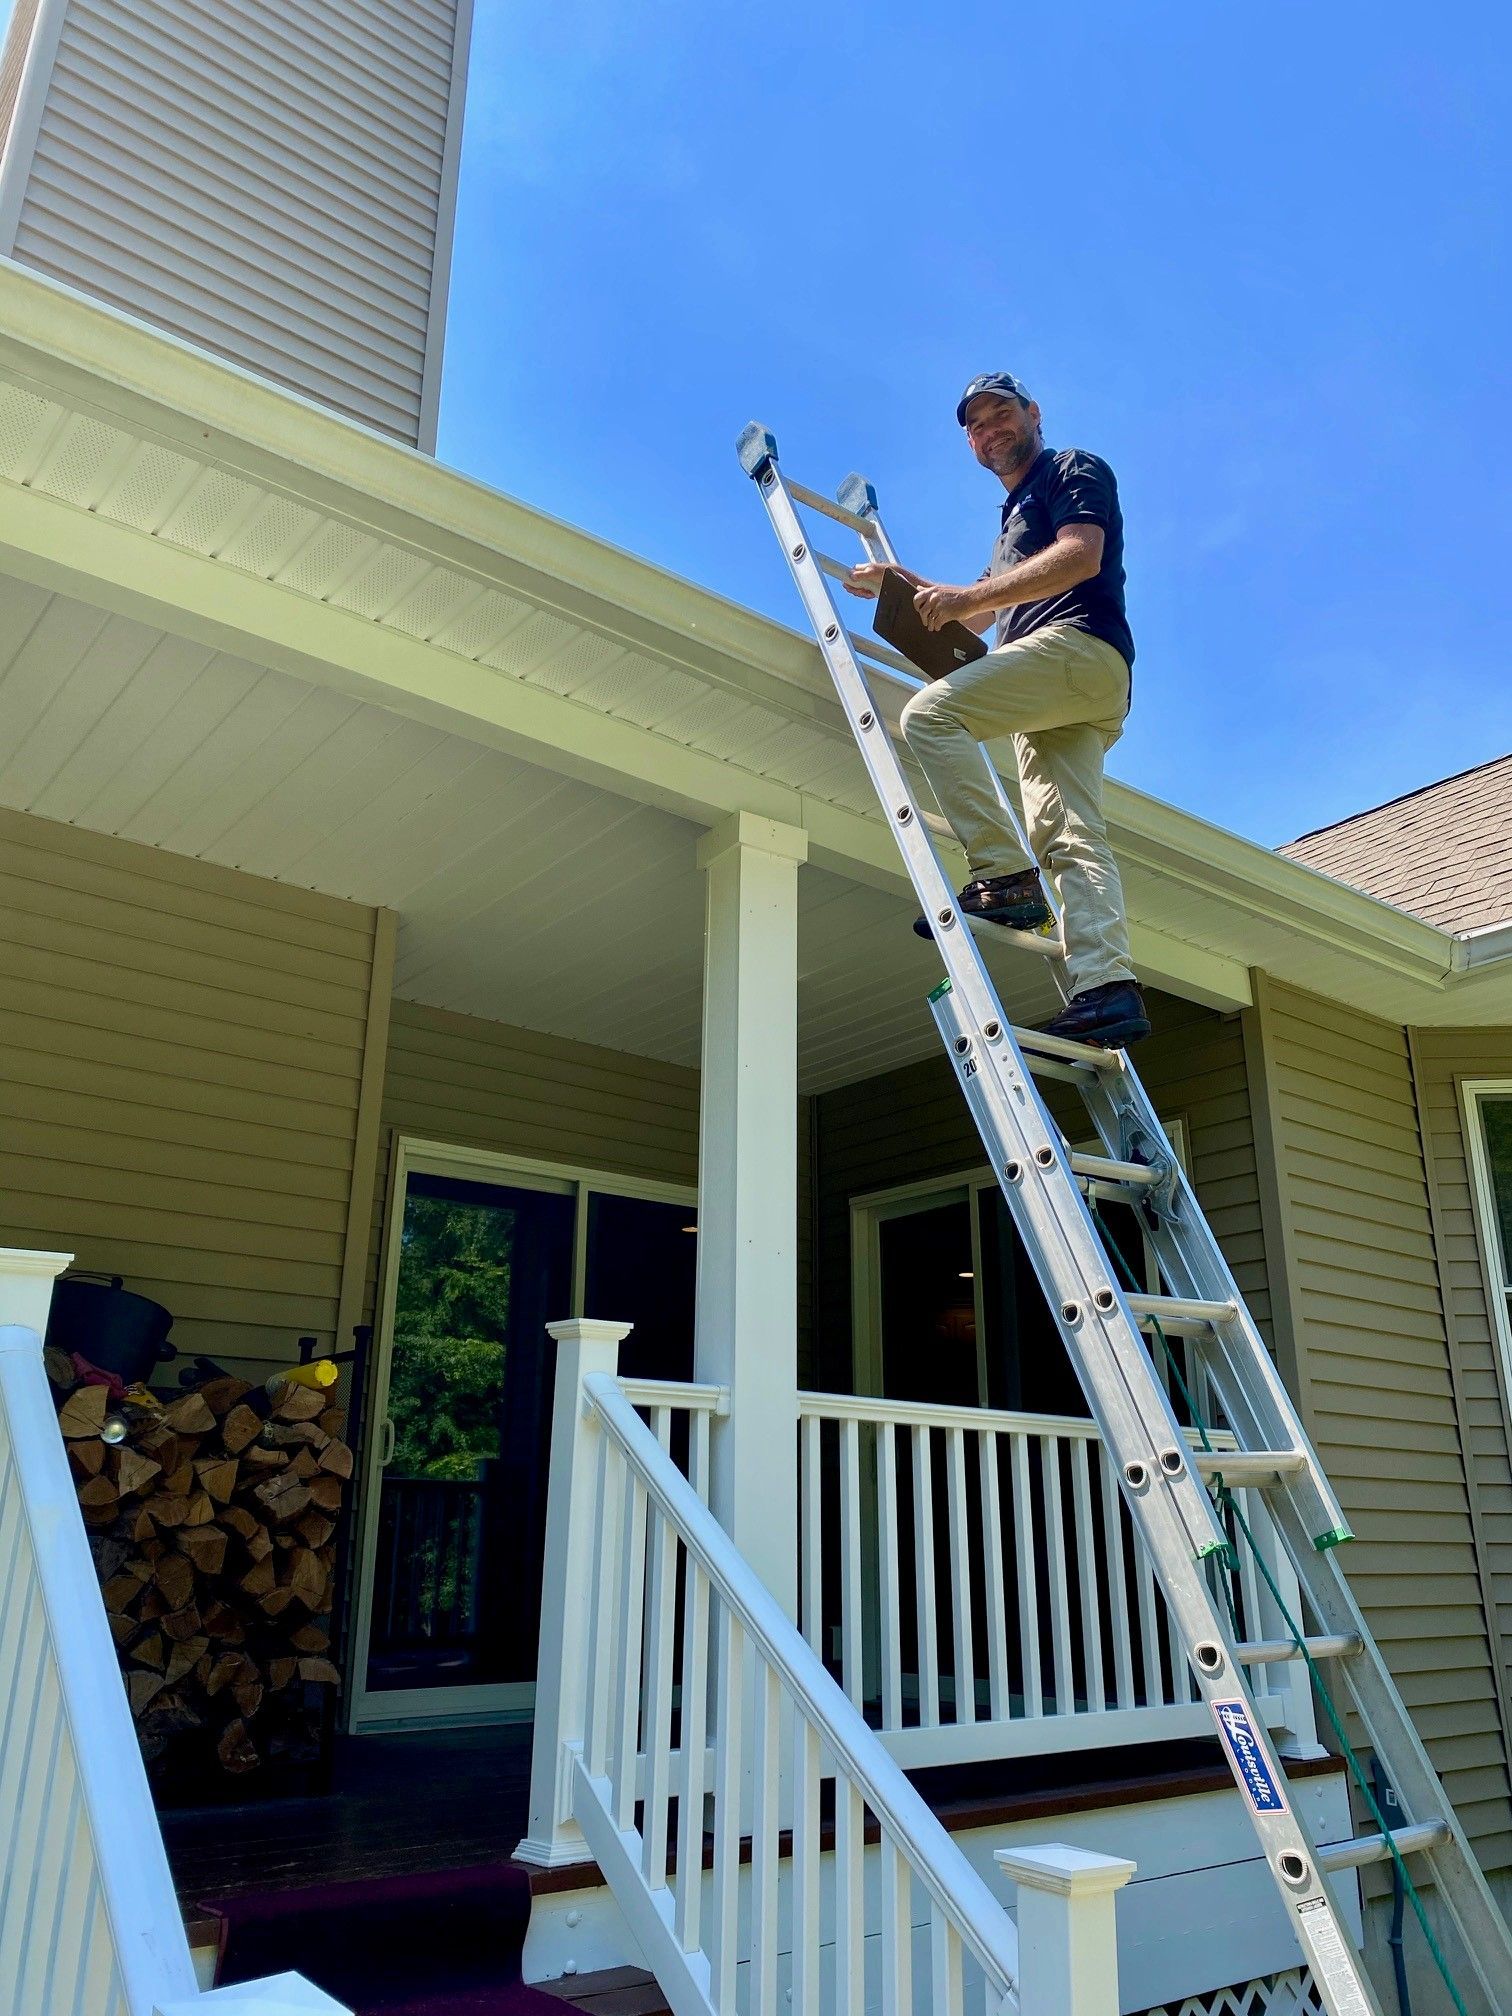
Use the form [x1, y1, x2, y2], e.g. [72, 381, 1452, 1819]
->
[162, 1725, 535, 1903]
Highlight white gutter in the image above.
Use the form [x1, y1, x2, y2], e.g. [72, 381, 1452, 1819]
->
[1450, 919, 1512, 973]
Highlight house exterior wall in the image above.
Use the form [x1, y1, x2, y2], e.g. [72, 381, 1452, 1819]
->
[808, 988, 1263, 1391]
[0, 804, 391, 1377]
[1248, 978, 1512, 1942]
[0, 0, 473, 449]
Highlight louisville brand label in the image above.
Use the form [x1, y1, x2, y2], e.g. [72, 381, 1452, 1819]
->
[1210, 1697, 1288, 1815]
[1296, 1898, 1373, 2016]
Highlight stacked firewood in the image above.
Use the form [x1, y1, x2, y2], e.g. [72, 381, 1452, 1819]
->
[51, 1355, 352, 1778]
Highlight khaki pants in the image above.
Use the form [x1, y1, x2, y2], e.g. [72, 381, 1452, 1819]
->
[899, 623, 1135, 996]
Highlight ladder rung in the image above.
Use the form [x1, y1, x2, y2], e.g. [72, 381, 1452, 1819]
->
[1127, 1292, 1238, 1334]
[787, 479, 877, 536]
[1191, 1449, 1309, 1484]
[1317, 1821, 1451, 1874]
[1069, 1152, 1162, 1189]
[1232, 1632, 1362, 1667]
[815, 551, 857, 585]
[1010, 1025, 1122, 1071]
[964, 917, 1065, 962]
[846, 628, 921, 682]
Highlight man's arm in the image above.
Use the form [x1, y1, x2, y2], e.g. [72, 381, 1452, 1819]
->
[912, 525, 1105, 631]
[843, 560, 998, 633]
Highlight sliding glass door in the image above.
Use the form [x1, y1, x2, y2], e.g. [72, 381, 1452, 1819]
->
[350, 1142, 696, 1729]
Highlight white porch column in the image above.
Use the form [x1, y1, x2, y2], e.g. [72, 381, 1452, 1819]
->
[694, 810, 808, 1619]
[998, 1844, 1136, 2016]
[516, 1318, 633, 1869]
[0, 1246, 71, 1333]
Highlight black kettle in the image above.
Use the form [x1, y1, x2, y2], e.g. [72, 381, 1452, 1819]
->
[44, 1274, 177, 1385]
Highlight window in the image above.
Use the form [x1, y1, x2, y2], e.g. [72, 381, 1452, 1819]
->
[851, 1120, 1188, 1413]
[1462, 1082, 1512, 1393]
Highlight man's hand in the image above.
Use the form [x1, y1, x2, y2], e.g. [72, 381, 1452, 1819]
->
[914, 582, 988, 631]
[843, 561, 923, 600]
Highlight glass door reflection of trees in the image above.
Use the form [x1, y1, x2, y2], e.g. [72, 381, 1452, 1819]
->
[366, 1165, 698, 1707]
[369, 1175, 574, 1694]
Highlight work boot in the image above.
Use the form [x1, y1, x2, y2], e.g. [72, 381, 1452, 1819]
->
[913, 868, 1052, 940]
[1040, 981, 1151, 1049]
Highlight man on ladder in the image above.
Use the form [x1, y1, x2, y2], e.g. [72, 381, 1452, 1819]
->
[845, 371, 1150, 1048]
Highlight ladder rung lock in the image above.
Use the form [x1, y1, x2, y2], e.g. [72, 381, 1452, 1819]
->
[1232, 1633, 1362, 1666]
[1192, 1450, 1309, 1483]
[1316, 1821, 1451, 1874]
[1126, 1293, 1239, 1333]
[786, 479, 877, 536]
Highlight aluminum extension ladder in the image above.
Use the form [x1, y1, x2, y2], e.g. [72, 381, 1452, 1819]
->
[737, 423, 1512, 2016]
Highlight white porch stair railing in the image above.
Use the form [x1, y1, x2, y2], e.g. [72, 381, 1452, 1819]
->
[523, 1323, 1138, 2016]
[0, 1247, 351, 2016]
[797, 1393, 1321, 1770]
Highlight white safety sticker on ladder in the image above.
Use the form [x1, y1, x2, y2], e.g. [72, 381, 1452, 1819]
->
[1296, 1899, 1372, 2016]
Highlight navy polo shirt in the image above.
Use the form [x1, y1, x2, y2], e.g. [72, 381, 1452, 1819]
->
[988, 446, 1134, 671]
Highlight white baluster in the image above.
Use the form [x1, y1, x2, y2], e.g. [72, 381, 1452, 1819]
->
[841, 1416, 864, 1705]
[613, 1466, 649, 1832]
[1041, 1437, 1074, 1716]
[877, 1423, 903, 1730]
[750, 1661, 782, 2016]
[791, 1716, 822, 2016]
[640, 1483, 678, 1888]
[834, 1773, 866, 2016]
[880, 1836, 913, 2016]
[585, 1437, 625, 1780]
[801, 1411, 823, 1650]
[1010, 1430, 1043, 1719]
[709, 1606, 745, 2013]
[675, 1552, 710, 1954]
[930, 1902, 964, 2016]
[1070, 1438, 1105, 1714]
[912, 1426, 939, 1727]
[1097, 1443, 1135, 1711]
[978, 1430, 1010, 1724]
[945, 1426, 976, 1726]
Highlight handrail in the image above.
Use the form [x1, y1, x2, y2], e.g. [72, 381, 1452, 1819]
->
[583, 1371, 1021, 2001]
[798, 1387, 1239, 1449]
[0, 1321, 201, 2016]
[617, 1376, 729, 1415]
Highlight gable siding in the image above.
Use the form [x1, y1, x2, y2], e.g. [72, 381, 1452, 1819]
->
[1259, 980, 1512, 1876]
[0, 0, 469, 448]
[0, 805, 383, 1376]
[1413, 1028, 1512, 1771]
[809, 990, 1265, 1391]
[364, 998, 702, 1328]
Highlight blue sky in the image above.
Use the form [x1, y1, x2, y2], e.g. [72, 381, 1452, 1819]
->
[439, 0, 1511, 848]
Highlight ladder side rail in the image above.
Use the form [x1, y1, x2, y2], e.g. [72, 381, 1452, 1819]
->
[928, 986, 1232, 1566]
[915, 1005, 1395, 2015]
[1073, 1066, 1352, 1549]
[1263, 1490, 1512, 2006]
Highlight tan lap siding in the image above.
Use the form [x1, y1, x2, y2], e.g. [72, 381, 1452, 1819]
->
[1260, 980, 1512, 1875]
[365, 998, 700, 1327]
[0, 807, 382, 1373]
[1413, 1029, 1512, 1771]
[810, 989, 1265, 1390]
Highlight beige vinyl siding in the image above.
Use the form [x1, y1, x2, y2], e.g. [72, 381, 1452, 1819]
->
[809, 989, 1264, 1390]
[0, 0, 469, 448]
[0, 805, 384, 1374]
[1413, 1029, 1512, 1763]
[365, 998, 701, 1326]
[1257, 980, 1512, 1875]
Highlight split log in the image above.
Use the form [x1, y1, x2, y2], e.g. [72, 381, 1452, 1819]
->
[160, 1605, 203, 1644]
[297, 1658, 340, 1686]
[114, 1447, 163, 1498]
[163, 1392, 216, 1436]
[153, 1554, 195, 1612]
[270, 1382, 330, 1423]
[317, 1439, 354, 1481]
[177, 1526, 228, 1577]
[268, 1657, 298, 1691]
[194, 1456, 239, 1504]
[221, 1404, 263, 1454]
[58, 1384, 109, 1438]
[128, 1671, 167, 1716]
[45, 1345, 78, 1388]
[217, 1718, 259, 1774]
[195, 1376, 253, 1417]
[69, 1439, 107, 1480]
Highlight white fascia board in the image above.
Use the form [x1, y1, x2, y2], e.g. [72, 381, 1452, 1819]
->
[0, 256, 1478, 1009]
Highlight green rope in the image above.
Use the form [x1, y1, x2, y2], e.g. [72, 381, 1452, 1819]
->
[1088, 1204, 1470, 2016]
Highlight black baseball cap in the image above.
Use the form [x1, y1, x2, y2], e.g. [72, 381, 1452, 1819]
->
[956, 372, 1031, 425]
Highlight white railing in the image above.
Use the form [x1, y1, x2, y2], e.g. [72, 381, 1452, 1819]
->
[0, 1248, 349, 2016]
[797, 1394, 1320, 1769]
[523, 1325, 1143, 2015]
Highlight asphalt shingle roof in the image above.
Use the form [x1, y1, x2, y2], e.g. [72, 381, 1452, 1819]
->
[1278, 753, 1512, 933]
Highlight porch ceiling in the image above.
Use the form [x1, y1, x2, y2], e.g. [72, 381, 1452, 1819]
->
[0, 576, 1061, 1090]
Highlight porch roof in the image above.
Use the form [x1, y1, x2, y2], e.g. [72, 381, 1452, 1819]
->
[0, 257, 1505, 1073]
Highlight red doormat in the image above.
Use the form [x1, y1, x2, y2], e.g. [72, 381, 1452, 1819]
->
[201, 1862, 568, 2016]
